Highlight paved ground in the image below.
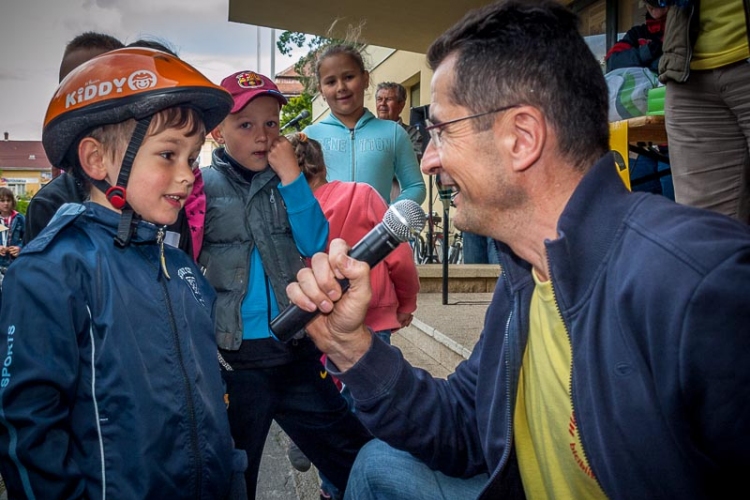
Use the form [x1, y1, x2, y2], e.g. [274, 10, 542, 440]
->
[257, 291, 493, 500]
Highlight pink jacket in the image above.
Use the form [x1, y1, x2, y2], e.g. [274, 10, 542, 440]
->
[314, 181, 419, 332]
[184, 168, 206, 260]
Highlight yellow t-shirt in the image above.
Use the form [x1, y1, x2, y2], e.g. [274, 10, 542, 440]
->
[691, 0, 750, 70]
[513, 272, 607, 499]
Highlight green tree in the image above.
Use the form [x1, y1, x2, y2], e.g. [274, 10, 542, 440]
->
[276, 31, 327, 131]
[16, 193, 30, 216]
[280, 94, 313, 132]
[276, 29, 364, 130]
[276, 31, 332, 94]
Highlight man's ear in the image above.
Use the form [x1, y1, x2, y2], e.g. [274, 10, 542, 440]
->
[78, 137, 107, 180]
[501, 106, 546, 173]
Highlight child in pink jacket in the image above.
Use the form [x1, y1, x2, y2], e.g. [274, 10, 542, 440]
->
[289, 132, 419, 344]
[286, 130, 420, 500]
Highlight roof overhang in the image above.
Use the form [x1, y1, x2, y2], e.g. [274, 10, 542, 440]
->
[228, 0, 572, 54]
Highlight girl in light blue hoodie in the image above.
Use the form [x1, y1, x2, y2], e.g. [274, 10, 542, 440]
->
[304, 43, 426, 206]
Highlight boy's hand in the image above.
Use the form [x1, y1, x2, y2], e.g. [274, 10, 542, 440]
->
[268, 136, 302, 185]
[0, 246, 7, 256]
[7, 246, 20, 257]
[286, 239, 374, 371]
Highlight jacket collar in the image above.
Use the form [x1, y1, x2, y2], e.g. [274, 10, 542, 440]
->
[212, 147, 276, 182]
[85, 201, 161, 244]
[210, 146, 278, 198]
[645, 14, 667, 34]
[497, 153, 632, 306]
[321, 108, 376, 130]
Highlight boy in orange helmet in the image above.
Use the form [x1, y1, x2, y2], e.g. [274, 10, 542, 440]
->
[0, 47, 246, 499]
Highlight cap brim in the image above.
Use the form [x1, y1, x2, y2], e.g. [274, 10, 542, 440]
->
[231, 90, 288, 113]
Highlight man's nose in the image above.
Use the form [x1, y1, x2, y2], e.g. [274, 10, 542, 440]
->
[420, 140, 440, 175]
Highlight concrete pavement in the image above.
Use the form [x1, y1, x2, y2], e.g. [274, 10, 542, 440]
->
[257, 290, 494, 499]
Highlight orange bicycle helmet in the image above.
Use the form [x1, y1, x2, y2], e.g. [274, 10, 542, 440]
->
[43, 46, 232, 169]
[41, 47, 233, 246]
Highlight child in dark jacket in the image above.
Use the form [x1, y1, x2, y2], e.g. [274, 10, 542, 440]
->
[199, 71, 371, 500]
[0, 47, 246, 499]
[605, 0, 669, 73]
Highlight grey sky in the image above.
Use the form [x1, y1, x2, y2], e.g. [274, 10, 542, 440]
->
[0, 0, 308, 141]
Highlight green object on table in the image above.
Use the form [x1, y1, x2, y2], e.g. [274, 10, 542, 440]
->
[647, 86, 665, 116]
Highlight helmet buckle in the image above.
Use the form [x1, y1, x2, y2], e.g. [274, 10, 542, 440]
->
[106, 186, 127, 209]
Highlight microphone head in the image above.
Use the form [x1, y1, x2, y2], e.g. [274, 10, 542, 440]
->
[299, 109, 311, 119]
[383, 199, 426, 242]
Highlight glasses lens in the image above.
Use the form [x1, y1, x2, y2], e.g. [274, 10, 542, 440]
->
[425, 119, 440, 148]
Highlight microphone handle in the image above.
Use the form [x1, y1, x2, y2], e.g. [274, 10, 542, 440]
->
[269, 224, 401, 342]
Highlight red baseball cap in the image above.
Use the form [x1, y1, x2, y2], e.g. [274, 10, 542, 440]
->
[220, 70, 288, 113]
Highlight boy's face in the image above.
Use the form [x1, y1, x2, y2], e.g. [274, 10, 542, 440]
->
[213, 95, 281, 172]
[103, 123, 200, 226]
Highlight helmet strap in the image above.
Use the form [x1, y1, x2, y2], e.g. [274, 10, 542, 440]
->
[78, 116, 150, 247]
[113, 116, 152, 247]
[86, 116, 152, 211]
[112, 117, 151, 207]
[114, 209, 139, 248]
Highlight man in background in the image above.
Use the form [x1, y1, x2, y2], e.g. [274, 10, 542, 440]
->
[375, 82, 424, 203]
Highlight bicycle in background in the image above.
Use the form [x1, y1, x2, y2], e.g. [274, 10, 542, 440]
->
[412, 211, 463, 265]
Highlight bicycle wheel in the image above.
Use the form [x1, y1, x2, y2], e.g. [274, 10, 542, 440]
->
[412, 235, 426, 264]
[433, 235, 446, 264]
[450, 240, 464, 264]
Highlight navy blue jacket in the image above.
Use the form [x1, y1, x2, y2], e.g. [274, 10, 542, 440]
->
[0, 203, 241, 499]
[335, 154, 750, 499]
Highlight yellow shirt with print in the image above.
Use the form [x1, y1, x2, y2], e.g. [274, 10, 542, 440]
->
[513, 272, 607, 500]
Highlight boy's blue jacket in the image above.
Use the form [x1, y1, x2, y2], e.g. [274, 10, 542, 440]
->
[0, 203, 242, 499]
[304, 109, 426, 205]
[334, 154, 750, 499]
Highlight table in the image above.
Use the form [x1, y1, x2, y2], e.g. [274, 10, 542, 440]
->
[609, 114, 669, 190]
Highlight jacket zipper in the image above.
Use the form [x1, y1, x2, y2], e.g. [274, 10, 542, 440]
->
[160, 281, 203, 498]
[680, 2, 695, 82]
[349, 128, 356, 181]
[476, 268, 515, 498]
[270, 188, 281, 228]
[156, 228, 171, 280]
[152, 251, 203, 497]
[545, 255, 605, 494]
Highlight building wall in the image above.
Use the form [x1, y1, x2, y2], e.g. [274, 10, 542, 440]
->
[1, 170, 49, 197]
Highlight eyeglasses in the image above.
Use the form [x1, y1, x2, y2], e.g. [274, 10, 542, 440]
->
[423, 105, 519, 148]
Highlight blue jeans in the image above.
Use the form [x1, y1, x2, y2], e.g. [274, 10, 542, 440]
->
[321, 331, 393, 499]
[462, 232, 499, 264]
[629, 154, 674, 201]
[344, 439, 489, 500]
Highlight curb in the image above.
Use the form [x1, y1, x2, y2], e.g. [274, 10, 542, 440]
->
[410, 317, 472, 360]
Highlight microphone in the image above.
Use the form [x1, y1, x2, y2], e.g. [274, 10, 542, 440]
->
[270, 199, 426, 342]
[280, 109, 311, 132]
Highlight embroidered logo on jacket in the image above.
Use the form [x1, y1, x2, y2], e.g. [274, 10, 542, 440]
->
[2, 325, 15, 388]
[178, 267, 205, 306]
